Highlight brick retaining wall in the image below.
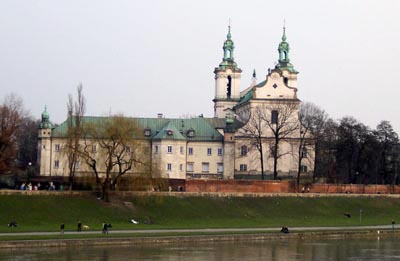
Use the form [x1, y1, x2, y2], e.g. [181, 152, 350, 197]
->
[185, 179, 296, 193]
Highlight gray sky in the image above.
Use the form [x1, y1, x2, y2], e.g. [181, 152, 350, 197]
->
[1, 0, 400, 132]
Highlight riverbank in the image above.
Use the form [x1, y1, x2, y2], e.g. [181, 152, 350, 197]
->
[0, 228, 398, 249]
[1, 193, 400, 232]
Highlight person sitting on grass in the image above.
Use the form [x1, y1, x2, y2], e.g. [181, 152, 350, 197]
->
[8, 221, 17, 227]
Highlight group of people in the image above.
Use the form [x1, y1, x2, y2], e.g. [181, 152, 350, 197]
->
[19, 182, 58, 191]
[59, 221, 111, 235]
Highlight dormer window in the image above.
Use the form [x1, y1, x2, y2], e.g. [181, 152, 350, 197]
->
[187, 129, 195, 138]
[167, 129, 173, 136]
[144, 128, 152, 137]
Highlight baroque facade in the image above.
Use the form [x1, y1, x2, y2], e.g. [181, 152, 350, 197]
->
[38, 27, 314, 180]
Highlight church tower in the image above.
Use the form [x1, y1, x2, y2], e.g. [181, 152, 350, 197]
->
[273, 26, 298, 89]
[37, 106, 52, 175]
[213, 26, 242, 118]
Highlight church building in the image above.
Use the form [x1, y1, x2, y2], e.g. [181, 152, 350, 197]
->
[37, 27, 314, 180]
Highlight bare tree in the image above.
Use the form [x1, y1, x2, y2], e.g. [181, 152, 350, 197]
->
[239, 101, 299, 180]
[65, 84, 86, 190]
[296, 102, 327, 186]
[0, 94, 25, 173]
[83, 115, 148, 201]
[241, 107, 266, 179]
[261, 101, 299, 180]
[16, 116, 40, 169]
[375, 120, 399, 184]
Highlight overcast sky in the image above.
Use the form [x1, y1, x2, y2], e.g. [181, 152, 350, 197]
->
[1, 0, 400, 132]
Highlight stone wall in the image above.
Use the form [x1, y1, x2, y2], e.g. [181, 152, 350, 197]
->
[185, 179, 296, 193]
[308, 184, 400, 194]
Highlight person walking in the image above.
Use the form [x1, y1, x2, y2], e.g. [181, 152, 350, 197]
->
[102, 223, 108, 234]
[77, 221, 82, 232]
[60, 223, 65, 235]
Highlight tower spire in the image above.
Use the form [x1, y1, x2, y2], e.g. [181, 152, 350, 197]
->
[276, 23, 297, 73]
[219, 23, 237, 69]
[227, 18, 232, 39]
[282, 20, 287, 42]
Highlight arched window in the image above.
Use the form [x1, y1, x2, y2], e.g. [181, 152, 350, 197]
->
[271, 110, 278, 124]
[240, 145, 248, 156]
[227, 76, 232, 98]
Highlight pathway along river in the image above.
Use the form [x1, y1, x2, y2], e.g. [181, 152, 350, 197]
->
[0, 235, 399, 260]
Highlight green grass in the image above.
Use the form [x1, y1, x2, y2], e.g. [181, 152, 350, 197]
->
[0, 194, 400, 233]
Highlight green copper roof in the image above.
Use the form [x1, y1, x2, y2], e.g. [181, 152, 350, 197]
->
[152, 121, 186, 140]
[52, 116, 225, 142]
[236, 88, 254, 106]
[39, 106, 52, 129]
[276, 27, 298, 73]
[218, 26, 239, 70]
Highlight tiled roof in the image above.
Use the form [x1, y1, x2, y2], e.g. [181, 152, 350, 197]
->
[152, 121, 186, 140]
[236, 88, 254, 107]
[52, 116, 225, 142]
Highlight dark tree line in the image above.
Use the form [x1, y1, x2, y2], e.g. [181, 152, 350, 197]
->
[0, 94, 38, 175]
[314, 117, 400, 185]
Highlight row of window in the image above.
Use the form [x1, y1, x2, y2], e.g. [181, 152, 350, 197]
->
[239, 146, 308, 157]
[54, 144, 98, 153]
[167, 162, 224, 173]
[238, 164, 308, 172]
[155, 146, 223, 156]
[54, 160, 308, 173]
[54, 160, 79, 169]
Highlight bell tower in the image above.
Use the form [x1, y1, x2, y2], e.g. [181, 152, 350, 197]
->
[213, 26, 242, 118]
[38, 106, 52, 175]
[273, 26, 298, 89]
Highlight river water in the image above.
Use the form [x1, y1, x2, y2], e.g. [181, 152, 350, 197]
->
[1, 235, 400, 260]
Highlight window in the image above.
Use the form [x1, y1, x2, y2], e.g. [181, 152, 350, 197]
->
[167, 163, 172, 171]
[187, 129, 195, 138]
[43, 145, 46, 150]
[207, 148, 212, 156]
[227, 75, 232, 98]
[301, 147, 307, 158]
[126, 146, 131, 153]
[55, 144, 60, 152]
[218, 148, 223, 156]
[155, 145, 159, 154]
[240, 164, 247, 172]
[74, 161, 80, 170]
[144, 128, 152, 137]
[202, 163, 209, 172]
[187, 162, 194, 172]
[180, 164, 183, 171]
[167, 146, 172, 154]
[271, 110, 278, 124]
[180, 146, 184, 155]
[301, 165, 308, 172]
[188, 147, 193, 155]
[54, 160, 59, 169]
[217, 163, 224, 173]
[92, 145, 97, 153]
[240, 145, 248, 156]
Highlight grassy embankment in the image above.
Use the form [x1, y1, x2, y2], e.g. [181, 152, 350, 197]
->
[0, 194, 399, 233]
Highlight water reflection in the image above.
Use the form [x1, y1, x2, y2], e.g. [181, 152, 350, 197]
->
[1, 235, 400, 260]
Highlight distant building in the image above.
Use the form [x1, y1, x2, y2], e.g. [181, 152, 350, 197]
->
[38, 26, 314, 180]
